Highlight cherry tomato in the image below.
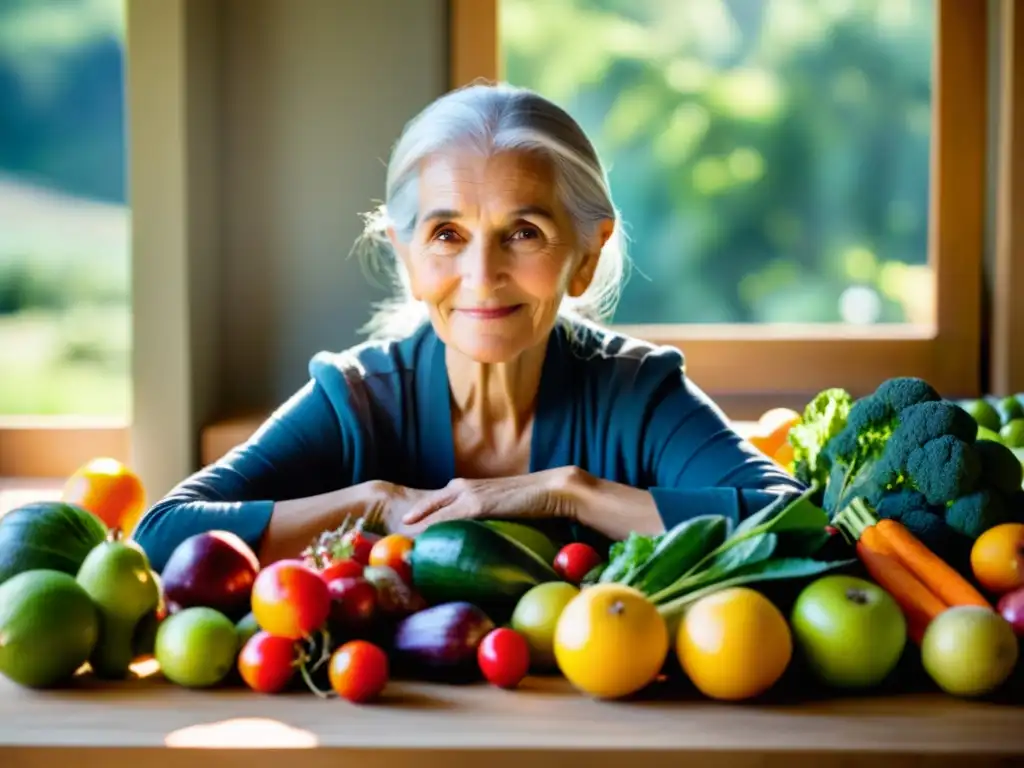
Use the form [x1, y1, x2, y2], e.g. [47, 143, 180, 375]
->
[341, 529, 381, 566]
[329, 640, 389, 702]
[368, 533, 414, 583]
[477, 628, 530, 689]
[553, 542, 603, 584]
[319, 558, 364, 583]
[251, 560, 331, 640]
[327, 576, 378, 634]
[238, 631, 297, 693]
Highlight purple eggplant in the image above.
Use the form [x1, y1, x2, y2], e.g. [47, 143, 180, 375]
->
[392, 601, 495, 681]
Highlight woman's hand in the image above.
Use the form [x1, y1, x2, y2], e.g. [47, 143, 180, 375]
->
[399, 468, 579, 529]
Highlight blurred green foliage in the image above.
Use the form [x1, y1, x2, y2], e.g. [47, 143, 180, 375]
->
[0, 0, 128, 417]
[501, 0, 936, 325]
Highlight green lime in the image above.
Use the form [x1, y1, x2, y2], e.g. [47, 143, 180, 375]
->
[962, 399, 1003, 432]
[1000, 419, 1024, 449]
[155, 607, 238, 688]
[978, 425, 1003, 444]
[997, 397, 1024, 427]
[0, 570, 99, 688]
[235, 611, 260, 649]
[511, 581, 580, 670]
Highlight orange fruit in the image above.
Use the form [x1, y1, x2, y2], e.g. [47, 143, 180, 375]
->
[749, 408, 801, 457]
[971, 523, 1024, 595]
[676, 587, 792, 701]
[554, 584, 668, 699]
[773, 441, 795, 472]
[63, 457, 146, 533]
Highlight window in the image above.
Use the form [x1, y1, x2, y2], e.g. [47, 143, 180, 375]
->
[451, 0, 988, 417]
[0, 0, 130, 474]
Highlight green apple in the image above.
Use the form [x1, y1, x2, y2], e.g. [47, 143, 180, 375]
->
[155, 607, 239, 688]
[511, 581, 580, 670]
[921, 606, 1019, 697]
[790, 575, 907, 689]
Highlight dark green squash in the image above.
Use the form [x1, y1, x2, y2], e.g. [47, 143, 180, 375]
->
[0, 501, 108, 585]
[410, 520, 561, 621]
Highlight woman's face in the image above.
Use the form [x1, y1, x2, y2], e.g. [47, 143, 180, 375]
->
[389, 149, 613, 364]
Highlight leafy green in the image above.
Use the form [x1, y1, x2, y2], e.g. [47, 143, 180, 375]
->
[657, 557, 854, 619]
[598, 530, 661, 585]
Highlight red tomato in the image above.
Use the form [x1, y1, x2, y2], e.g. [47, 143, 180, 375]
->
[368, 534, 414, 583]
[477, 628, 530, 689]
[238, 631, 297, 694]
[327, 576, 378, 633]
[320, 558, 364, 583]
[329, 640, 389, 703]
[341, 529, 381, 566]
[251, 560, 331, 640]
[553, 543, 603, 584]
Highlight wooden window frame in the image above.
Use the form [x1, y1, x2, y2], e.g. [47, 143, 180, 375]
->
[1, 1, 1018, 478]
[451, 0, 991, 419]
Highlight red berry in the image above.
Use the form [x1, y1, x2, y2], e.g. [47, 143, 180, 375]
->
[477, 628, 530, 689]
[553, 542, 603, 584]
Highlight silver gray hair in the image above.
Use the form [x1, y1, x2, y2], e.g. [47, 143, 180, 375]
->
[353, 82, 630, 339]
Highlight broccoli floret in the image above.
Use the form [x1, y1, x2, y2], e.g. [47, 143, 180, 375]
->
[883, 401, 979, 470]
[1009, 490, 1024, 524]
[945, 489, 1011, 539]
[873, 376, 941, 412]
[906, 435, 982, 505]
[789, 388, 853, 487]
[975, 439, 1024, 496]
[874, 489, 930, 522]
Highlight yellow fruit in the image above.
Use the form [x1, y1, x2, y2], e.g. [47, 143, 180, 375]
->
[676, 587, 792, 701]
[511, 582, 580, 670]
[554, 584, 668, 699]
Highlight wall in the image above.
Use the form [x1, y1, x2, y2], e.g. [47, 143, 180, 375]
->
[219, 0, 448, 412]
[128, 0, 449, 498]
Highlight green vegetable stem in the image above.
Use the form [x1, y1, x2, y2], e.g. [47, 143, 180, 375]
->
[601, 486, 854, 624]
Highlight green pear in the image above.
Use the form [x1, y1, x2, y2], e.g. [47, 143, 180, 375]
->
[76, 534, 160, 679]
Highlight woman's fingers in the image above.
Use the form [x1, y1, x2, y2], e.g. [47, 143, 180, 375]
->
[402, 488, 457, 524]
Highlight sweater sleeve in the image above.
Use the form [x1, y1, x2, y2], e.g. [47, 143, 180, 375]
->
[638, 353, 806, 531]
[132, 377, 357, 572]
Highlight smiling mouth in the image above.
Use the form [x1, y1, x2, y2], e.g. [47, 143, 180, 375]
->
[456, 305, 523, 320]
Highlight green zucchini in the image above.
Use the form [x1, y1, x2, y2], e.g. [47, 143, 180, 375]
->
[626, 514, 729, 596]
[479, 520, 559, 565]
[410, 520, 560, 621]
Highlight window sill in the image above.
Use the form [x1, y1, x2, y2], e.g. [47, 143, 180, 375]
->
[0, 477, 63, 518]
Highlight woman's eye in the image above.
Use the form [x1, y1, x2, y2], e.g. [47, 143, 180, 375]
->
[510, 226, 541, 241]
[434, 228, 460, 242]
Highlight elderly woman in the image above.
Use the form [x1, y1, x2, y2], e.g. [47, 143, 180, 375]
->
[133, 83, 803, 572]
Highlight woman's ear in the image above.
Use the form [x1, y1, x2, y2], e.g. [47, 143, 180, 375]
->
[569, 218, 615, 298]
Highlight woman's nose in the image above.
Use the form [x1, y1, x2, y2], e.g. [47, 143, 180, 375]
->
[459, 237, 507, 295]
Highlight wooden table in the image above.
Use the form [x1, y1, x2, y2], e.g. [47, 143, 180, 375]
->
[2, 669, 1023, 768]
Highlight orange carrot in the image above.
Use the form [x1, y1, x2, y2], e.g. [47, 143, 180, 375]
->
[876, 519, 992, 610]
[858, 526, 948, 642]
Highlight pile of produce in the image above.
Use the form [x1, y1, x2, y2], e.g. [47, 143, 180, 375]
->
[1, 383, 1023, 706]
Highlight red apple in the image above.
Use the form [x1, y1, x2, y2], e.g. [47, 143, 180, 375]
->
[160, 531, 260, 622]
[997, 586, 1024, 637]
